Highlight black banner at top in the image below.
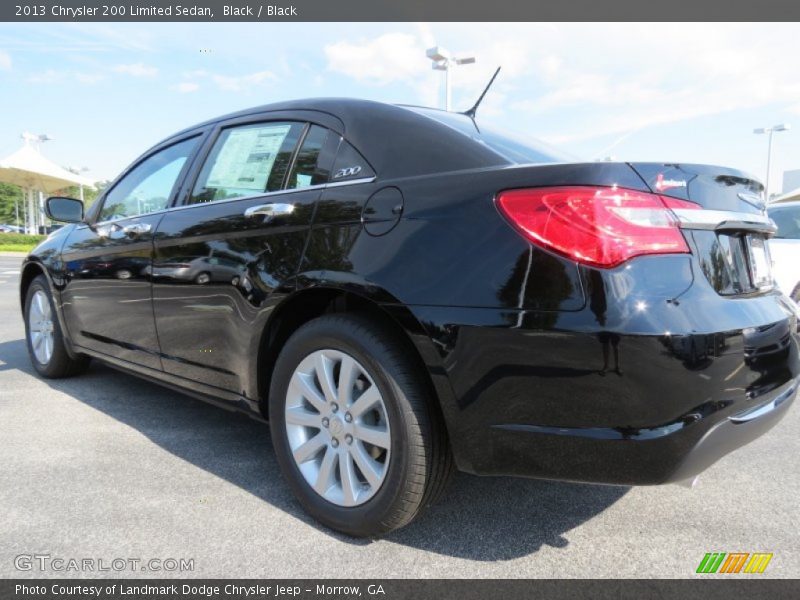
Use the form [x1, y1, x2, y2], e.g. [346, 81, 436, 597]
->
[3, 0, 800, 22]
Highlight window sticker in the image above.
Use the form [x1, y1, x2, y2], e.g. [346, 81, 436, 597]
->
[206, 124, 291, 192]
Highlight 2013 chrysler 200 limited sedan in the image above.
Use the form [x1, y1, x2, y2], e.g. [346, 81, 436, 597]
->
[21, 99, 800, 537]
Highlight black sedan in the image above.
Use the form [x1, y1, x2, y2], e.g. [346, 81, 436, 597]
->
[20, 99, 800, 537]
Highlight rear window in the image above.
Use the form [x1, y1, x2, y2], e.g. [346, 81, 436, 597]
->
[407, 107, 572, 165]
[769, 205, 800, 240]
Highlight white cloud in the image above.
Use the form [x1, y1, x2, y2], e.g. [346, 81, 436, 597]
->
[112, 62, 158, 77]
[171, 82, 200, 93]
[210, 70, 275, 92]
[28, 69, 104, 85]
[0, 50, 11, 71]
[323, 24, 800, 143]
[325, 33, 424, 85]
[27, 69, 65, 84]
[75, 72, 104, 84]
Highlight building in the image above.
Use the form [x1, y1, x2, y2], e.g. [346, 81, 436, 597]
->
[783, 169, 800, 195]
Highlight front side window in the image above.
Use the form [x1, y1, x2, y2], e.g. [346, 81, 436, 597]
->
[770, 206, 800, 240]
[100, 137, 197, 221]
[190, 122, 304, 204]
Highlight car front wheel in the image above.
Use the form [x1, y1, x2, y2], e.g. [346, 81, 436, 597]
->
[24, 275, 90, 378]
[269, 313, 453, 537]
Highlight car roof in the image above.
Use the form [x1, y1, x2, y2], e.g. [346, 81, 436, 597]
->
[170, 98, 509, 180]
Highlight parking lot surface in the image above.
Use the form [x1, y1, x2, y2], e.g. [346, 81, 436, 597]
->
[0, 254, 798, 578]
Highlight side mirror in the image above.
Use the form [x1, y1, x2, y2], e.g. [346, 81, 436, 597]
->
[45, 197, 84, 223]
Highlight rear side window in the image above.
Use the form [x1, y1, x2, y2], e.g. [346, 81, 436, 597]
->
[190, 122, 304, 204]
[770, 206, 800, 240]
[100, 136, 198, 221]
[331, 140, 375, 182]
[285, 125, 331, 189]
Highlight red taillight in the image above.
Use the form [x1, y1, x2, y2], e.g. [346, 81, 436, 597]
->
[496, 186, 700, 268]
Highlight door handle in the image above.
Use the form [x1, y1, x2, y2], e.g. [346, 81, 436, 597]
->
[107, 222, 152, 239]
[244, 203, 295, 222]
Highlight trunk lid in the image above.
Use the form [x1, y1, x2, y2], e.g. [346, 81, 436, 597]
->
[628, 162, 765, 213]
[629, 162, 775, 296]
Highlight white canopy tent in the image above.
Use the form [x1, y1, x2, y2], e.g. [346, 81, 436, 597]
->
[772, 186, 800, 205]
[0, 141, 95, 233]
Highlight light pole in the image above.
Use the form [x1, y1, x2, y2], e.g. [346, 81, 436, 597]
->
[754, 124, 790, 203]
[426, 46, 476, 111]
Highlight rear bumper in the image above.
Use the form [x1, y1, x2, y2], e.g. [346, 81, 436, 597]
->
[406, 259, 800, 485]
[488, 378, 795, 485]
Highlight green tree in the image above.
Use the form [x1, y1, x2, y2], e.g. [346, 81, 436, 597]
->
[0, 182, 24, 226]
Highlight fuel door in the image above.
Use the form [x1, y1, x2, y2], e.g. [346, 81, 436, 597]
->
[362, 186, 404, 236]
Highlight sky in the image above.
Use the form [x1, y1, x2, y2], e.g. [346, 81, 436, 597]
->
[1, 22, 800, 195]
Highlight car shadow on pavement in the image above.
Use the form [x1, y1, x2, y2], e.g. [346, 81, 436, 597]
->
[0, 338, 629, 561]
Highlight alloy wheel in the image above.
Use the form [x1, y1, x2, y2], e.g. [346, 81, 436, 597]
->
[284, 349, 391, 507]
[28, 290, 54, 365]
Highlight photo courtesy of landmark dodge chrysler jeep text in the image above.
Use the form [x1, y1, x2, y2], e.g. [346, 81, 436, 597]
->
[20, 98, 800, 537]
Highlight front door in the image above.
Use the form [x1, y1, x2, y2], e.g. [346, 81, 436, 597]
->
[60, 136, 200, 370]
[152, 120, 335, 392]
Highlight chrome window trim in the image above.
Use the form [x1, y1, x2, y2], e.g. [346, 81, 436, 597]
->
[671, 209, 777, 234]
[78, 176, 376, 229]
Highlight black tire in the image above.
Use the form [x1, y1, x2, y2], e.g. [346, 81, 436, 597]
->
[269, 313, 453, 537]
[24, 275, 90, 378]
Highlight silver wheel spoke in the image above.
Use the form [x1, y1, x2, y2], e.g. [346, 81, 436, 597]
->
[349, 386, 381, 418]
[339, 450, 359, 505]
[354, 423, 390, 449]
[285, 406, 321, 428]
[285, 348, 391, 507]
[292, 432, 326, 463]
[293, 372, 326, 413]
[350, 442, 382, 488]
[337, 355, 357, 407]
[29, 302, 41, 322]
[314, 352, 338, 404]
[314, 447, 337, 495]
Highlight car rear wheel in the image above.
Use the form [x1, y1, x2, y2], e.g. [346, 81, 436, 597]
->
[24, 275, 90, 378]
[269, 313, 453, 537]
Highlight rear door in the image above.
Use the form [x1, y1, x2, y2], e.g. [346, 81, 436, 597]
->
[60, 135, 201, 369]
[151, 117, 337, 393]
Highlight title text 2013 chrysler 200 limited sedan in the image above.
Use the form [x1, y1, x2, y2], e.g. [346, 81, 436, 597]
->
[20, 99, 800, 536]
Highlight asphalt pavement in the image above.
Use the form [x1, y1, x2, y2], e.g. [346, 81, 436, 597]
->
[0, 254, 798, 578]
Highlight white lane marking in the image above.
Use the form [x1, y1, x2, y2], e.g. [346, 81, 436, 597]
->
[1, 270, 21, 275]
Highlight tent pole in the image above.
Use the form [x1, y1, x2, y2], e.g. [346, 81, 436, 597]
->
[38, 190, 45, 234]
[28, 188, 36, 234]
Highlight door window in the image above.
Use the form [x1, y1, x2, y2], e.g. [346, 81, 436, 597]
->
[285, 125, 331, 189]
[190, 122, 304, 204]
[100, 137, 198, 222]
[770, 206, 800, 239]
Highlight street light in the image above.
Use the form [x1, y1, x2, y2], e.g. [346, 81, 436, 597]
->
[754, 123, 790, 202]
[426, 46, 476, 111]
